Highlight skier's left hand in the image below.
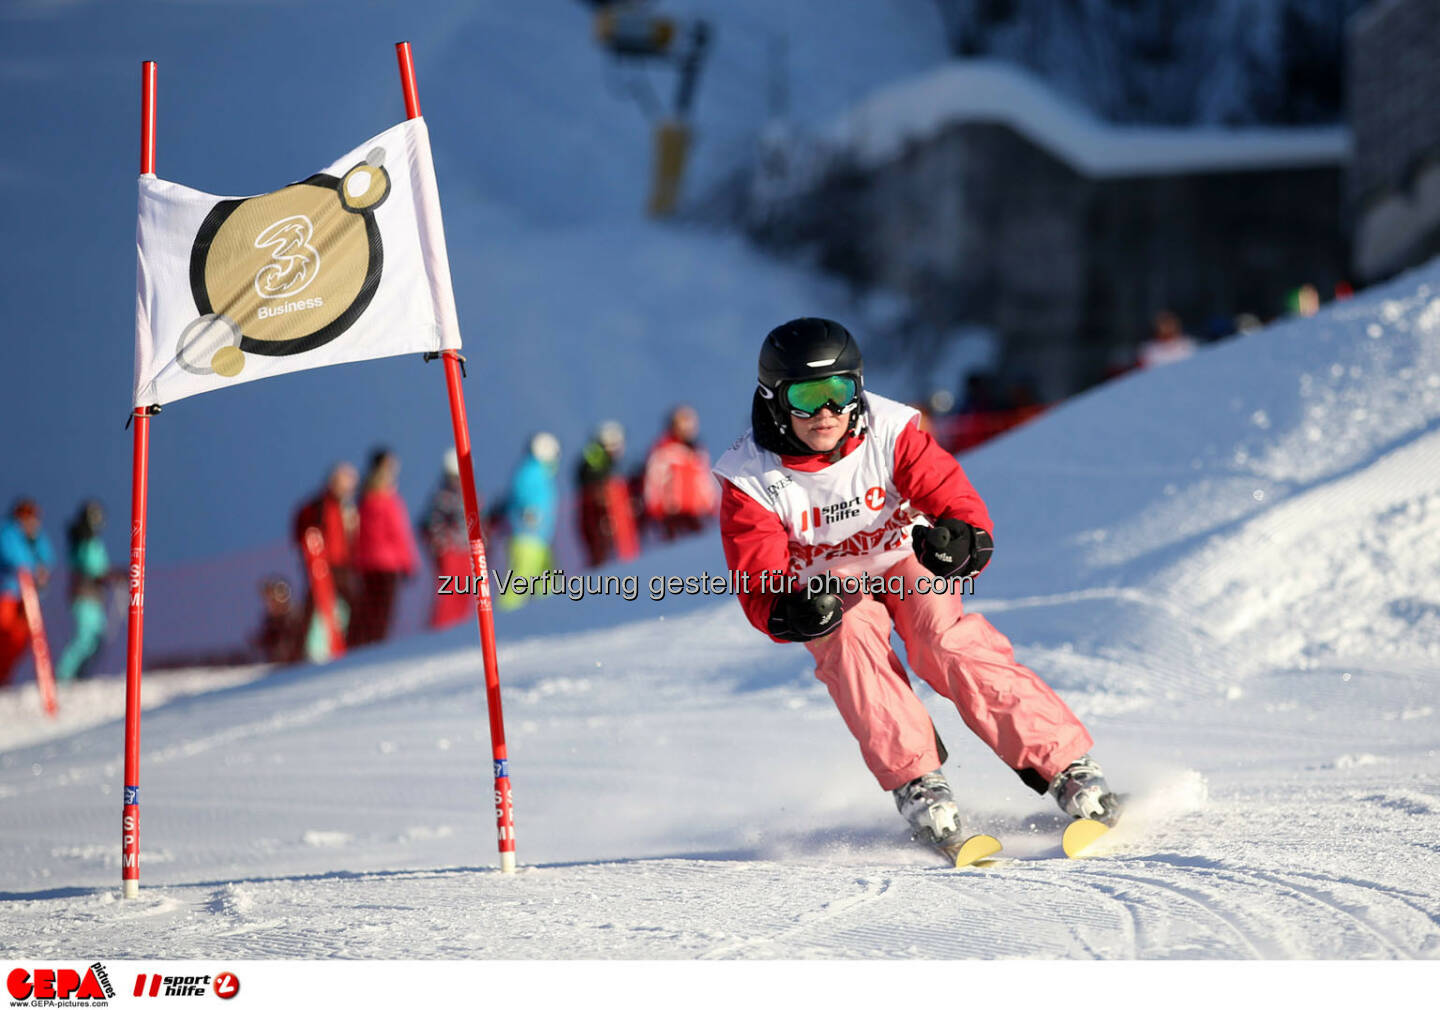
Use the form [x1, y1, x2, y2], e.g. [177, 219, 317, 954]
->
[912, 518, 993, 579]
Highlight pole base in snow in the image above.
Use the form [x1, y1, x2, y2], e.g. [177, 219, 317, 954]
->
[123, 879, 139, 899]
[500, 852, 516, 874]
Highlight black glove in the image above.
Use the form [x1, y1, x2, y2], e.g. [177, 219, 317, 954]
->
[912, 518, 993, 579]
[768, 590, 844, 642]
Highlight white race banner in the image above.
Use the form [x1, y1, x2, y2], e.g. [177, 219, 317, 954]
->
[133, 117, 460, 407]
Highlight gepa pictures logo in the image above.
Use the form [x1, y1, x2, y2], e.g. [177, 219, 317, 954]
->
[7, 963, 116, 1004]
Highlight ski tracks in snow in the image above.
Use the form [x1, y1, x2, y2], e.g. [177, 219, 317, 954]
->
[690, 856, 1440, 959]
[698, 874, 896, 959]
[1064, 858, 1440, 958]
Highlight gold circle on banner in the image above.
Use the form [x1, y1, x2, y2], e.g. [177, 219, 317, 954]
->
[202, 184, 370, 347]
[210, 345, 245, 376]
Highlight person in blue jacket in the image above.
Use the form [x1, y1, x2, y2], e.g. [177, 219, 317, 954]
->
[57, 500, 117, 681]
[0, 499, 54, 685]
[499, 432, 560, 610]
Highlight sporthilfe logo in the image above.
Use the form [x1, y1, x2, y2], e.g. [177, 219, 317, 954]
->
[131, 971, 239, 999]
[796, 488, 886, 532]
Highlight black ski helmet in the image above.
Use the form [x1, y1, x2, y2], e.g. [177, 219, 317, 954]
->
[754, 317, 865, 455]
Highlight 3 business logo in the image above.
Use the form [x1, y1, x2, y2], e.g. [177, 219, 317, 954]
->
[177, 147, 392, 379]
[6, 963, 117, 1004]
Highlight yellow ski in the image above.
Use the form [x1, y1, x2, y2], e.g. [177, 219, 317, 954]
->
[939, 833, 1003, 868]
[1062, 818, 1111, 858]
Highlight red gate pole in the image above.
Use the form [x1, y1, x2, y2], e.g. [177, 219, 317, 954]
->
[395, 41, 516, 873]
[122, 59, 158, 899]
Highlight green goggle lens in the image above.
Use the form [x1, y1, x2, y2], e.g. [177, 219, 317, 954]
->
[784, 375, 858, 416]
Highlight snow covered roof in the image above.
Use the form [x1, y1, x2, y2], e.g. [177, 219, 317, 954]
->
[828, 60, 1352, 178]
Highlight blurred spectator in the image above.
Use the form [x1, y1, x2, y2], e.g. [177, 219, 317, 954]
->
[920, 390, 958, 452]
[292, 462, 359, 636]
[421, 448, 475, 630]
[1292, 283, 1321, 318]
[577, 420, 640, 568]
[56, 500, 117, 681]
[1005, 378, 1044, 424]
[500, 432, 561, 610]
[950, 371, 1006, 452]
[1201, 314, 1239, 344]
[0, 499, 52, 686]
[642, 405, 717, 540]
[252, 576, 305, 665]
[957, 371, 1000, 415]
[1138, 310, 1197, 369]
[1235, 313, 1264, 335]
[350, 448, 419, 646]
[946, 372, 1048, 452]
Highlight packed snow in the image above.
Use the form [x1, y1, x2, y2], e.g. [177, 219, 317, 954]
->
[3, 262, 1439, 959]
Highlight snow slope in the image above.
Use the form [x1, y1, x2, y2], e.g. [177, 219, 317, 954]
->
[4, 261, 1440, 959]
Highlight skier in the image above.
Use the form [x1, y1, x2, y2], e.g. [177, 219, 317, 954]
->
[712, 318, 1119, 856]
[642, 404, 717, 540]
[251, 576, 305, 665]
[576, 420, 639, 568]
[1137, 310, 1197, 369]
[0, 499, 53, 687]
[420, 448, 474, 630]
[497, 432, 561, 610]
[292, 461, 359, 621]
[56, 500, 117, 681]
[349, 448, 419, 646]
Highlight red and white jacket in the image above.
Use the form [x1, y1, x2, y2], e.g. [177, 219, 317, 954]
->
[712, 393, 992, 640]
[643, 434, 718, 520]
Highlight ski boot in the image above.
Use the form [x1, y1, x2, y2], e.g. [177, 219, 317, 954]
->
[893, 770, 965, 847]
[1048, 754, 1121, 826]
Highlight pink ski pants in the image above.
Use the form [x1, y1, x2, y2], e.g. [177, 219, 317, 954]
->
[805, 555, 1092, 792]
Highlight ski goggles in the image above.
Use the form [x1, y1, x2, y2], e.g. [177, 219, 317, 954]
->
[783, 375, 860, 418]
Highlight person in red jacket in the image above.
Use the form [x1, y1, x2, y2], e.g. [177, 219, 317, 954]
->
[642, 404, 718, 540]
[292, 462, 359, 635]
[713, 318, 1119, 855]
[349, 448, 419, 647]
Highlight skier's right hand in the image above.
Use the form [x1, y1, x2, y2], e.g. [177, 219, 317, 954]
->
[768, 590, 844, 642]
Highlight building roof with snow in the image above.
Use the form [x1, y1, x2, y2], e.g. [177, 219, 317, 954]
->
[828, 60, 1351, 178]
